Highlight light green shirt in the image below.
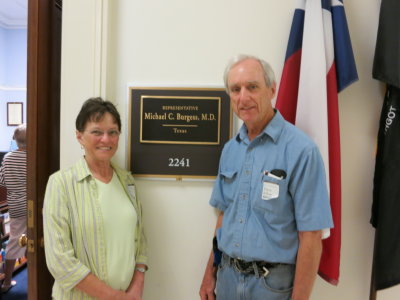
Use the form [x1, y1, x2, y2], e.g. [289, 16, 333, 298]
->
[43, 158, 147, 300]
[96, 172, 137, 290]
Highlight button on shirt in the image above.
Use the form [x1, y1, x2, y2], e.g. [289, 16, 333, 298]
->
[210, 110, 333, 264]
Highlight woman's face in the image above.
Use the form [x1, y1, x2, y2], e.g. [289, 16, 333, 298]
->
[76, 112, 120, 164]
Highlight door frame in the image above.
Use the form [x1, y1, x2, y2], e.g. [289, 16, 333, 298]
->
[26, 0, 62, 299]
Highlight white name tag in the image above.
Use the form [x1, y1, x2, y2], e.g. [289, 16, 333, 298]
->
[262, 181, 279, 200]
[127, 185, 136, 201]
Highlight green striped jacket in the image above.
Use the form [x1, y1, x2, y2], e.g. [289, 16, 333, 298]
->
[43, 158, 147, 299]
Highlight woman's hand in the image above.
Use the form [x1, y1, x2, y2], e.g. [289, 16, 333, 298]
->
[75, 273, 143, 300]
[112, 290, 135, 300]
[125, 268, 145, 300]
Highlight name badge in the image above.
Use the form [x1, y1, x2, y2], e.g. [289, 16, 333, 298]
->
[262, 181, 279, 200]
[127, 184, 136, 201]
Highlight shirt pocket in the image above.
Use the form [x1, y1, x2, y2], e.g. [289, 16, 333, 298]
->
[220, 169, 238, 203]
[254, 174, 287, 215]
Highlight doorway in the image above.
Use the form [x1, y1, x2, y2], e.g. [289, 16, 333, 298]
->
[0, 0, 28, 298]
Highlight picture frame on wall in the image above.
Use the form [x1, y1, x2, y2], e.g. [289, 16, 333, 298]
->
[7, 102, 23, 126]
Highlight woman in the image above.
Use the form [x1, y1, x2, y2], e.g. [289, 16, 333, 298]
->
[0, 124, 27, 293]
[43, 97, 147, 300]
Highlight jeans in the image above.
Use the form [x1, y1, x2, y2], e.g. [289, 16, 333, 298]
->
[216, 254, 294, 300]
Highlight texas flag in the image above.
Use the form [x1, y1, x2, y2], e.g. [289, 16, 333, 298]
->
[276, 0, 358, 285]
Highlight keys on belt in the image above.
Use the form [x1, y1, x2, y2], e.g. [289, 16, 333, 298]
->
[228, 256, 278, 277]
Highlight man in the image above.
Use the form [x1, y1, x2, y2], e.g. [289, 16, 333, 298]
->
[199, 55, 333, 300]
[0, 124, 27, 293]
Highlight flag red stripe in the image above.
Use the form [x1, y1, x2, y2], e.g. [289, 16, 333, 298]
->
[276, 49, 302, 124]
[318, 63, 341, 284]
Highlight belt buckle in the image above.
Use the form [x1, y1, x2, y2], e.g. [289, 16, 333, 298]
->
[233, 258, 244, 272]
[233, 258, 250, 273]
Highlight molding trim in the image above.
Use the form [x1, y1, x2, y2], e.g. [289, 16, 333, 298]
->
[0, 85, 26, 91]
[0, 0, 28, 29]
[0, 21, 27, 29]
[93, 0, 108, 97]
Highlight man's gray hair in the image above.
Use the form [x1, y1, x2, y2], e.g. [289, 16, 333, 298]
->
[13, 123, 27, 149]
[223, 54, 276, 93]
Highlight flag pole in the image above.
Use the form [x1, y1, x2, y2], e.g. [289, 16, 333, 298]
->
[369, 230, 377, 300]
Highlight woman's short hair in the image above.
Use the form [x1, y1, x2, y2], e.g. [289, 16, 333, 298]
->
[13, 123, 27, 149]
[223, 54, 276, 92]
[75, 97, 121, 132]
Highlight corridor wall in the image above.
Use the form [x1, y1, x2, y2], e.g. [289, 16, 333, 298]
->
[60, 1, 396, 299]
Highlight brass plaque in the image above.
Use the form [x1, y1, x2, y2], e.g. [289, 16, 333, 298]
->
[140, 96, 221, 145]
[129, 87, 232, 178]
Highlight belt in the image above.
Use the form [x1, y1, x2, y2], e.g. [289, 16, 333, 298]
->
[226, 255, 284, 277]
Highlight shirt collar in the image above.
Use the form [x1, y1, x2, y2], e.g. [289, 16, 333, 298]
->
[236, 109, 285, 144]
[75, 156, 132, 183]
[76, 157, 92, 182]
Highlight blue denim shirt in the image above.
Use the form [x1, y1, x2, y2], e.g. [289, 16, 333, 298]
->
[210, 110, 333, 264]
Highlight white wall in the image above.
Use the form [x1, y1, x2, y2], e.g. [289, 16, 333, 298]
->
[60, 0, 399, 299]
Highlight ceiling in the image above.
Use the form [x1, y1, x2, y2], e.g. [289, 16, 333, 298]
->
[0, 0, 27, 28]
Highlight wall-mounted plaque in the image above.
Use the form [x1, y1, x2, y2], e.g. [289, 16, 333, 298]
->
[7, 102, 23, 126]
[129, 87, 232, 179]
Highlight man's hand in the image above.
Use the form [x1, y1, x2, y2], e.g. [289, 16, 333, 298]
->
[291, 230, 322, 300]
[199, 264, 216, 300]
[200, 212, 224, 299]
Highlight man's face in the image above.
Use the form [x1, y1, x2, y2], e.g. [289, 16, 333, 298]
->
[227, 59, 276, 127]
